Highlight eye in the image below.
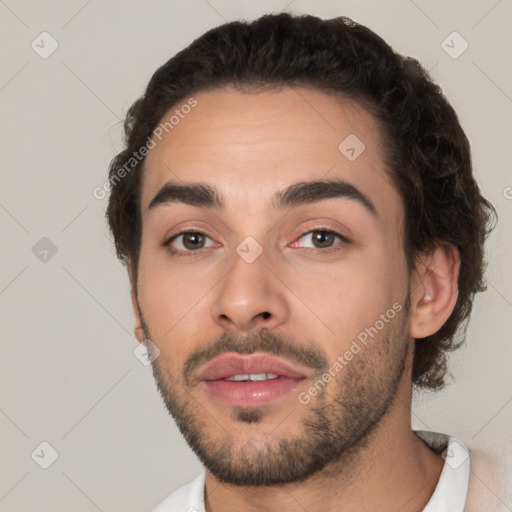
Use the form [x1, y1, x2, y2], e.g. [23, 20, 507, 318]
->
[164, 231, 216, 256]
[164, 228, 348, 258]
[292, 229, 348, 251]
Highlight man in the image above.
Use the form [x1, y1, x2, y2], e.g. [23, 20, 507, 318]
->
[106, 12, 496, 511]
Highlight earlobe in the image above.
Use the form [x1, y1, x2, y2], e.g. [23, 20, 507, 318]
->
[130, 288, 146, 342]
[127, 259, 146, 343]
[409, 243, 460, 339]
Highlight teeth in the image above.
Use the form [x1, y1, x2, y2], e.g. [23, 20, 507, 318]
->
[248, 373, 268, 381]
[226, 373, 280, 381]
[228, 374, 249, 381]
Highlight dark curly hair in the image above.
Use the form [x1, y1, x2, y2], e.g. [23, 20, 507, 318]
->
[105, 13, 496, 390]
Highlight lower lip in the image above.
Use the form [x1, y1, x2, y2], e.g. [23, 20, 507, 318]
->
[202, 377, 305, 407]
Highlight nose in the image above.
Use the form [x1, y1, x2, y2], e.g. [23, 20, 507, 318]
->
[210, 249, 289, 333]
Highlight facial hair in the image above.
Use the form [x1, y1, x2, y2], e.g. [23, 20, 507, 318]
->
[140, 296, 411, 486]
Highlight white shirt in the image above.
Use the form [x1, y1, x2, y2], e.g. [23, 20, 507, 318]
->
[152, 431, 471, 512]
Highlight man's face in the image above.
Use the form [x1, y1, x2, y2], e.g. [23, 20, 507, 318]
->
[133, 86, 413, 485]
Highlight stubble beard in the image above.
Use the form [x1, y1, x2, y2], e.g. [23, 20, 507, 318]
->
[144, 298, 411, 486]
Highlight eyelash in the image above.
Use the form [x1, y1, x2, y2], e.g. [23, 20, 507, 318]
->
[163, 228, 349, 258]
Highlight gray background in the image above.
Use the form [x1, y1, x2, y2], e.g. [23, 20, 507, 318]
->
[1, 0, 511, 510]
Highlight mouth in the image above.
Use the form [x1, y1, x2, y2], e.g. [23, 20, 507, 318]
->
[197, 353, 310, 408]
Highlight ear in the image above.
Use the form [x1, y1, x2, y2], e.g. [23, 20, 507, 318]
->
[127, 258, 145, 343]
[409, 242, 460, 339]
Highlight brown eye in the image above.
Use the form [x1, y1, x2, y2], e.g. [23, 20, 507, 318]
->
[294, 229, 346, 250]
[181, 232, 206, 250]
[165, 231, 214, 255]
[310, 231, 336, 248]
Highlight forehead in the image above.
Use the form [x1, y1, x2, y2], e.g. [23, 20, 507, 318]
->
[140, 86, 401, 221]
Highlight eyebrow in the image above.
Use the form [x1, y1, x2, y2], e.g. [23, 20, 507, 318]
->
[148, 179, 378, 217]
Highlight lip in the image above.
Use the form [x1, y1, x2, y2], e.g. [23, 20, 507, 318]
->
[197, 353, 310, 408]
[197, 353, 309, 381]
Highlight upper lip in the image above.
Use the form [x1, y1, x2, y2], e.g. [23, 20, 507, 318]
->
[197, 353, 311, 381]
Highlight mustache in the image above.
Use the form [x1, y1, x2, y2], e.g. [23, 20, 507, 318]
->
[182, 327, 329, 385]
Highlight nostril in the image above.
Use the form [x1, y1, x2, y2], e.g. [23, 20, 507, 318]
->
[260, 312, 271, 320]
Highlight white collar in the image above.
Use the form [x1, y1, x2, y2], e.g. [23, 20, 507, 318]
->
[416, 431, 470, 511]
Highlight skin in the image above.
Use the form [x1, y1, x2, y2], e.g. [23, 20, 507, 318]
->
[129, 86, 460, 511]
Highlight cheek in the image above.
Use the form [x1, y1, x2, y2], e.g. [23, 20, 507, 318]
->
[288, 244, 406, 352]
[137, 275, 211, 369]
[136, 247, 215, 344]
